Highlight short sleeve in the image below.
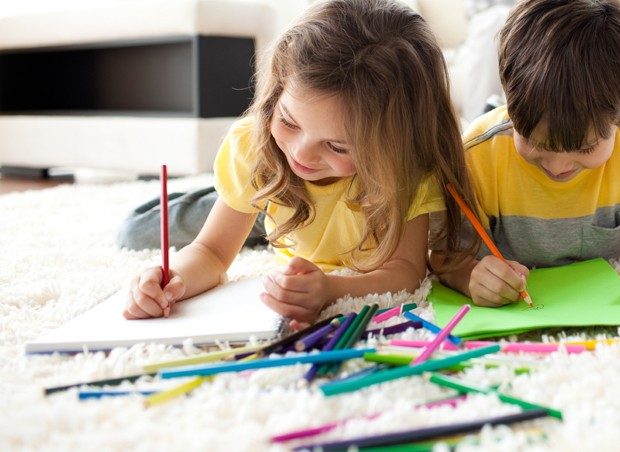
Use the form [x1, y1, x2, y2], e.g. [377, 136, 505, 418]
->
[213, 117, 263, 214]
[406, 175, 446, 220]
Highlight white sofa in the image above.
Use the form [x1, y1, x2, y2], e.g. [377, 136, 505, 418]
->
[0, 0, 469, 177]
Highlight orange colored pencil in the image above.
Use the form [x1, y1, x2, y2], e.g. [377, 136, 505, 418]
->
[446, 183, 533, 307]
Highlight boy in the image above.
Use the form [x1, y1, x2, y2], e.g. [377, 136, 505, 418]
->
[431, 0, 620, 307]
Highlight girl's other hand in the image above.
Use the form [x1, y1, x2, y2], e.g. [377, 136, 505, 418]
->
[260, 256, 328, 330]
[123, 266, 186, 319]
[468, 255, 529, 307]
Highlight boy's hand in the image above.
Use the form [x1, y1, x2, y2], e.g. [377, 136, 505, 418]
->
[123, 266, 186, 319]
[260, 256, 328, 331]
[469, 255, 530, 307]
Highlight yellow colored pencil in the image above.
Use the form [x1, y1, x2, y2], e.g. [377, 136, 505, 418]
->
[143, 345, 264, 372]
[144, 377, 208, 407]
[562, 339, 620, 351]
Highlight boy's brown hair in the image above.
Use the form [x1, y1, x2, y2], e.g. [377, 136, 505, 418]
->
[499, 0, 620, 151]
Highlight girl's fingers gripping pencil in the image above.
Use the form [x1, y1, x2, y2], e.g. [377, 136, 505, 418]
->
[446, 184, 534, 307]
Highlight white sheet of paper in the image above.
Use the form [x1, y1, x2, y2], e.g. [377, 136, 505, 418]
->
[25, 278, 282, 354]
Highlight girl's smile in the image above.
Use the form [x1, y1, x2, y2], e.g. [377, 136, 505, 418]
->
[270, 84, 357, 185]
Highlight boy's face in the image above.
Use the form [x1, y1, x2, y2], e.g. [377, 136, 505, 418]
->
[514, 124, 616, 182]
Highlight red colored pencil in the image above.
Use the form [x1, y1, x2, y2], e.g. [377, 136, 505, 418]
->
[446, 183, 533, 307]
[160, 164, 170, 288]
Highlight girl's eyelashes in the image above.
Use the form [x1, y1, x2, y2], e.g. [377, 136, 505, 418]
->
[278, 114, 299, 130]
[327, 143, 348, 154]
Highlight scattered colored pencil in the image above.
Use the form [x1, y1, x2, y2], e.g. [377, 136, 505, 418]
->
[318, 305, 370, 376]
[143, 345, 265, 373]
[403, 311, 462, 345]
[322, 304, 378, 375]
[44, 373, 155, 395]
[362, 320, 423, 339]
[304, 312, 357, 383]
[372, 303, 417, 323]
[144, 376, 207, 407]
[412, 304, 470, 365]
[79, 389, 157, 399]
[292, 409, 549, 451]
[390, 339, 586, 354]
[271, 395, 466, 444]
[160, 347, 375, 379]
[295, 318, 340, 351]
[563, 338, 620, 350]
[446, 183, 533, 308]
[320, 345, 500, 397]
[257, 314, 342, 357]
[429, 373, 562, 419]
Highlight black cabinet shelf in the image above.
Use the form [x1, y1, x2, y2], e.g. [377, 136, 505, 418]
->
[0, 35, 256, 118]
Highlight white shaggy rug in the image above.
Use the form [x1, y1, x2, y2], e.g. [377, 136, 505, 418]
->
[1, 174, 620, 452]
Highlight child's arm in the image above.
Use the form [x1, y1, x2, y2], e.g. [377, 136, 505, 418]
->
[123, 198, 258, 319]
[261, 214, 431, 328]
[429, 250, 529, 307]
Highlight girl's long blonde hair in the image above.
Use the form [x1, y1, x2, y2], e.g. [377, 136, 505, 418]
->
[247, 0, 477, 272]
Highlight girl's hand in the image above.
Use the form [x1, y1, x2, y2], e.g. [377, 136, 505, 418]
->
[123, 266, 186, 319]
[468, 255, 529, 307]
[260, 256, 329, 330]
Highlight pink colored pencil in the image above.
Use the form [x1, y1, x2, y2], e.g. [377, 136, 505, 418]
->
[391, 339, 459, 351]
[391, 339, 586, 354]
[372, 305, 402, 323]
[464, 341, 586, 354]
[270, 395, 466, 443]
[411, 304, 470, 365]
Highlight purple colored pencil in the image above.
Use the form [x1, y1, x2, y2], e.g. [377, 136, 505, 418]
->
[303, 312, 356, 383]
[362, 320, 423, 339]
[295, 320, 339, 351]
[293, 409, 549, 451]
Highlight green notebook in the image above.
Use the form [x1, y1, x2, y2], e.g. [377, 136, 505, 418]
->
[430, 258, 620, 340]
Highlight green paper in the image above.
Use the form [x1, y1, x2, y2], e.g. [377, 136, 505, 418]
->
[431, 258, 620, 340]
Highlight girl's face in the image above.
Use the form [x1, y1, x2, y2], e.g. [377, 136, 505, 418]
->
[514, 124, 616, 182]
[270, 84, 356, 185]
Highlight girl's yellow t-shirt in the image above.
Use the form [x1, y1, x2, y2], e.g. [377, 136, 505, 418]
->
[214, 117, 445, 271]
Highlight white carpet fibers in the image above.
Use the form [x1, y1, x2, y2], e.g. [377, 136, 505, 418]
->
[1, 175, 619, 451]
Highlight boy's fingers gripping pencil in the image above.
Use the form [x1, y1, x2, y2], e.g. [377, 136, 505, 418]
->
[446, 183, 534, 308]
[160, 164, 171, 316]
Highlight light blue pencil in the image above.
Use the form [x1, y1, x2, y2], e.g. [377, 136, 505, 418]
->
[160, 347, 376, 378]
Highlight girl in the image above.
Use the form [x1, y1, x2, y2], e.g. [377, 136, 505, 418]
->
[124, 0, 478, 329]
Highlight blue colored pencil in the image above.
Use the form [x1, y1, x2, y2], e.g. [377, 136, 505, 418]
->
[160, 347, 375, 378]
[78, 390, 157, 399]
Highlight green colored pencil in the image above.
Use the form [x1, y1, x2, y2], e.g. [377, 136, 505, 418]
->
[428, 373, 563, 420]
[320, 345, 501, 396]
[322, 304, 378, 376]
